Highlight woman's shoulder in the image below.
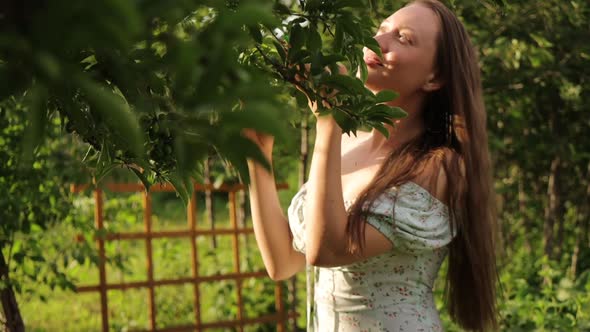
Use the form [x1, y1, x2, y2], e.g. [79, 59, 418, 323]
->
[409, 147, 463, 206]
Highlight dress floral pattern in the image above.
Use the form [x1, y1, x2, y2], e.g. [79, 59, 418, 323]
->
[287, 181, 456, 331]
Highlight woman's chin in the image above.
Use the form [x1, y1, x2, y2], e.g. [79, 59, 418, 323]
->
[357, 66, 398, 94]
[364, 77, 388, 92]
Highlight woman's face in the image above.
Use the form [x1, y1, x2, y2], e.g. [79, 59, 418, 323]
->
[363, 4, 441, 99]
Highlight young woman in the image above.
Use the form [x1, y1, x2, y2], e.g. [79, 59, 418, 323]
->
[244, 0, 499, 331]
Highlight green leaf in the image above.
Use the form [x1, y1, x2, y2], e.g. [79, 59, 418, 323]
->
[293, 89, 309, 108]
[530, 33, 553, 48]
[290, 17, 307, 25]
[375, 90, 399, 103]
[321, 54, 347, 67]
[311, 52, 324, 75]
[320, 74, 366, 94]
[77, 77, 144, 157]
[94, 162, 120, 185]
[359, 60, 368, 83]
[224, 4, 279, 28]
[334, 24, 344, 52]
[335, 0, 365, 8]
[13, 251, 26, 264]
[305, 0, 322, 11]
[219, 133, 271, 184]
[307, 27, 322, 51]
[387, 106, 407, 118]
[288, 48, 311, 63]
[168, 171, 192, 206]
[107, 0, 143, 40]
[273, 3, 291, 15]
[363, 36, 382, 58]
[29, 255, 46, 263]
[330, 109, 355, 133]
[368, 104, 407, 119]
[175, 137, 207, 179]
[21, 84, 48, 166]
[339, 16, 362, 39]
[131, 168, 151, 192]
[289, 24, 305, 52]
[222, 103, 285, 140]
[248, 25, 263, 44]
[373, 123, 390, 138]
[273, 41, 287, 62]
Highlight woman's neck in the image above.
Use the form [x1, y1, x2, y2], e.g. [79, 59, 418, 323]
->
[368, 96, 426, 153]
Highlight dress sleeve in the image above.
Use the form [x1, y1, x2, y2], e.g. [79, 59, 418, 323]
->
[364, 182, 455, 252]
[287, 183, 308, 254]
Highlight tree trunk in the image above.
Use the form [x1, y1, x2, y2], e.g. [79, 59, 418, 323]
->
[544, 157, 561, 258]
[569, 216, 587, 278]
[204, 155, 217, 248]
[571, 162, 590, 277]
[554, 203, 566, 259]
[0, 252, 24, 332]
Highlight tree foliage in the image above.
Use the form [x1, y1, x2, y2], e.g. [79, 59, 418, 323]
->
[0, 0, 406, 204]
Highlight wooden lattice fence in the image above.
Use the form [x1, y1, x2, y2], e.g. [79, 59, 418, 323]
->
[70, 182, 297, 332]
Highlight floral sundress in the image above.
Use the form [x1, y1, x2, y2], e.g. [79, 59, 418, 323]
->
[287, 181, 456, 331]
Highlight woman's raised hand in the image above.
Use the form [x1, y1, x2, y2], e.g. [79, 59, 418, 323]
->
[294, 63, 348, 115]
[241, 63, 349, 164]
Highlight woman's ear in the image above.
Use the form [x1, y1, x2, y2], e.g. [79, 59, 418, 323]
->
[422, 72, 443, 92]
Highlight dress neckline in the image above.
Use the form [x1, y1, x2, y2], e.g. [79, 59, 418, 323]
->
[303, 180, 448, 209]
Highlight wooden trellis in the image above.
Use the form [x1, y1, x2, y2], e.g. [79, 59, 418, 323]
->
[70, 182, 297, 332]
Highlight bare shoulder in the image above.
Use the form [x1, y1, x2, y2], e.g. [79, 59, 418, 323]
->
[411, 148, 464, 205]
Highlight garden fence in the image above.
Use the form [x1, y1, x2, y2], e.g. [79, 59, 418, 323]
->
[70, 182, 297, 332]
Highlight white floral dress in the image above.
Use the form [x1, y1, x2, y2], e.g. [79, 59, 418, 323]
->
[287, 181, 456, 331]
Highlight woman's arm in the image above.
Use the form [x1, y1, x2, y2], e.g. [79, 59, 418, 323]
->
[244, 131, 305, 280]
[304, 116, 349, 265]
[304, 116, 393, 267]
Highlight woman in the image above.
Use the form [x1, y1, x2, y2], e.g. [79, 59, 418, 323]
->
[244, 0, 499, 331]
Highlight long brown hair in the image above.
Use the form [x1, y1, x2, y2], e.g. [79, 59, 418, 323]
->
[345, 1, 500, 331]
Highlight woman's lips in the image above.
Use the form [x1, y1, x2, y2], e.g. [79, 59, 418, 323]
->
[364, 56, 383, 67]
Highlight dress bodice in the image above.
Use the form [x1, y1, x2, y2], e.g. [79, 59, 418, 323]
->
[287, 182, 456, 331]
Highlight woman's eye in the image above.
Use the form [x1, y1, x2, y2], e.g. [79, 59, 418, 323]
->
[398, 33, 409, 44]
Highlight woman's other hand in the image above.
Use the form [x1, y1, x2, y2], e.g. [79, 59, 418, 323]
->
[242, 128, 274, 161]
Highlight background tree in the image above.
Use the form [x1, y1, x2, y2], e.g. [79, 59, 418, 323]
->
[430, 0, 590, 329]
[0, 99, 96, 331]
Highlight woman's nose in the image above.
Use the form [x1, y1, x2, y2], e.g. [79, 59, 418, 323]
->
[373, 33, 389, 54]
